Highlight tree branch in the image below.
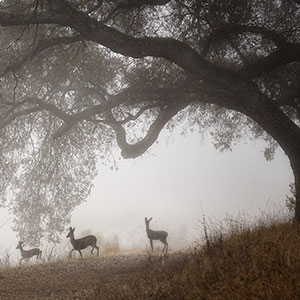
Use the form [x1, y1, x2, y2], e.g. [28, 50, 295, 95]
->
[0, 97, 71, 132]
[0, 107, 41, 131]
[0, 7, 241, 87]
[118, 103, 159, 124]
[201, 24, 287, 57]
[200, 24, 300, 77]
[0, 35, 84, 78]
[105, 100, 191, 158]
[239, 46, 300, 77]
[1, 1, 300, 157]
[103, 0, 171, 22]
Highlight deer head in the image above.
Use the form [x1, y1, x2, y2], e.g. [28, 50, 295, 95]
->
[145, 217, 153, 227]
[16, 241, 23, 249]
[66, 227, 75, 238]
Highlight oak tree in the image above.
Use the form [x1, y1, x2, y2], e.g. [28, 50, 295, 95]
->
[1, 0, 300, 243]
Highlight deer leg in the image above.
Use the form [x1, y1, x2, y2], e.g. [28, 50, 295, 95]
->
[160, 239, 168, 254]
[164, 241, 168, 254]
[91, 246, 99, 256]
[69, 249, 75, 258]
[77, 249, 83, 258]
[150, 239, 153, 251]
[19, 258, 23, 265]
[161, 241, 166, 254]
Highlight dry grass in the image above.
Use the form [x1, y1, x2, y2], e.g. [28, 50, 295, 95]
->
[100, 234, 121, 256]
[184, 218, 300, 300]
[0, 218, 299, 299]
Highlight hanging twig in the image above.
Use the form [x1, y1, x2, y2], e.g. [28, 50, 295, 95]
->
[0, 217, 11, 231]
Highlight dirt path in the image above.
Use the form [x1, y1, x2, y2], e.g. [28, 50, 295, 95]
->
[0, 253, 174, 300]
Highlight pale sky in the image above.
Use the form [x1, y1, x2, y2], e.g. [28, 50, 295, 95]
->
[0, 128, 293, 262]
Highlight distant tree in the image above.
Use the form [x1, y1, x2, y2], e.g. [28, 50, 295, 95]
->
[1, 0, 300, 243]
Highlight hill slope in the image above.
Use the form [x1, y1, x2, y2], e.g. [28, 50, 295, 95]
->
[0, 220, 299, 300]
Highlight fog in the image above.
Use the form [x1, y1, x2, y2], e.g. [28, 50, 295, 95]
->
[0, 129, 293, 261]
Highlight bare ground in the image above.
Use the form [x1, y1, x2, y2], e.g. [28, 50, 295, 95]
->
[0, 253, 181, 300]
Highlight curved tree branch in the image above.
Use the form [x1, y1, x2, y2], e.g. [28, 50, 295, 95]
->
[0, 5, 243, 87]
[201, 24, 300, 77]
[116, 103, 160, 124]
[0, 0, 300, 158]
[239, 45, 300, 78]
[105, 99, 191, 158]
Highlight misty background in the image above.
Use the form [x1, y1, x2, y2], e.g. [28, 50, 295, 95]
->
[0, 127, 293, 261]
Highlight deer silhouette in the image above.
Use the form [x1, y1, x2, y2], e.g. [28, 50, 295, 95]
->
[16, 241, 42, 265]
[145, 217, 168, 254]
[66, 227, 99, 258]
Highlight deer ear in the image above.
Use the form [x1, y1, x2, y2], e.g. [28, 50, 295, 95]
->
[69, 227, 72, 231]
[73, 227, 75, 231]
[149, 217, 153, 221]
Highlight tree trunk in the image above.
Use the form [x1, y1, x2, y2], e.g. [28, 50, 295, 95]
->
[291, 159, 300, 221]
[234, 93, 300, 222]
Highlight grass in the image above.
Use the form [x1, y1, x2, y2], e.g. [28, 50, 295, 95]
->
[0, 216, 299, 299]
[97, 217, 300, 300]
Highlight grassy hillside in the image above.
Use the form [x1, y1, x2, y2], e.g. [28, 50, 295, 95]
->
[0, 218, 299, 299]
[109, 218, 300, 300]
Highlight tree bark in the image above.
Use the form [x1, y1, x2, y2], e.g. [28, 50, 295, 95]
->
[220, 91, 300, 222]
[290, 159, 300, 221]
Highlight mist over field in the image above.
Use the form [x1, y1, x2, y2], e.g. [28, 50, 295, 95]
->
[0, 130, 293, 264]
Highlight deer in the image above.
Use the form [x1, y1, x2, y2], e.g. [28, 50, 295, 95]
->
[66, 227, 99, 258]
[16, 241, 42, 265]
[145, 217, 168, 254]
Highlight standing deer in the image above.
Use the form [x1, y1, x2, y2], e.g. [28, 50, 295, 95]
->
[66, 227, 99, 258]
[145, 217, 168, 254]
[16, 241, 42, 265]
